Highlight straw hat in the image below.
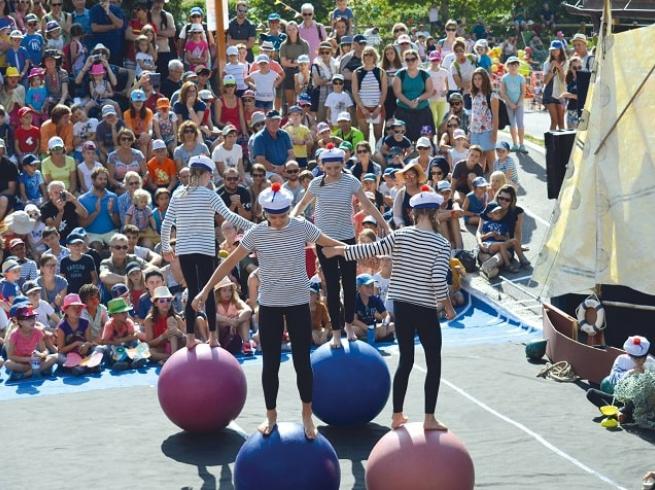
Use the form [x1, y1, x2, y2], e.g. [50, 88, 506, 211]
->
[395, 161, 427, 184]
[214, 276, 236, 291]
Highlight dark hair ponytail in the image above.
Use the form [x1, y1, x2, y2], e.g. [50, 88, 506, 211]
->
[412, 207, 441, 234]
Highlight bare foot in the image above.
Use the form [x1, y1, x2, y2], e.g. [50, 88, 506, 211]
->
[302, 415, 317, 440]
[424, 415, 448, 431]
[186, 337, 202, 350]
[330, 330, 343, 349]
[258, 411, 277, 437]
[208, 332, 220, 348]
[391, 412, 409, 429]
[344, 324, 358, 342]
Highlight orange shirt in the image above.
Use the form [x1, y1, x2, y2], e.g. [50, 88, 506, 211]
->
[146, 157, 177, 186]
[123, 108, 154, 137]
[40, 120, 74, 155]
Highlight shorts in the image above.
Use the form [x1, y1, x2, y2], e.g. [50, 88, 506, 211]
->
[470, 130, 495, 152]
[255, 100, 273, 110]
[355, 104, 386, 123]
[505, 103, 524, 129]
[282, 67, 298, 91]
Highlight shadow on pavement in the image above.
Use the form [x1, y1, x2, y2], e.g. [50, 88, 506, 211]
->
[161, 428, 246, 490]
[517, 153, 547, 182]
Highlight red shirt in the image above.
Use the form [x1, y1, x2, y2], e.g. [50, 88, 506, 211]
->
[15, 125, 40, 154]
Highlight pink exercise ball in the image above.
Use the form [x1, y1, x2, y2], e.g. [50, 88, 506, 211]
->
[366, 423, 474, 490]
[157, 344, 247, 432]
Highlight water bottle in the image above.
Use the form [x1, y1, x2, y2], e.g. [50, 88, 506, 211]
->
[367, 324, 376, 345]
[31, 351, 41, 376]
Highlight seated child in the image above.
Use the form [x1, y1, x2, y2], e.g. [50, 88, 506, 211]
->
[352, 273, 394, 341]
[55, 293, 98, 375]
[5, 305, 58, 380]
[461, 176, 488, 226]
[493, 142, 518, 187]
[143, 286, 184, 364]
[19, 153, 46, 205]
[309, 282, 330, 346]
[214, 277, 253, 355]
[80, 284, 108, 344]
[0, 259, 22, 313]
[101, 297, 144, 370]
[23, 280, 59, 331]
[477, 203, 529, 276]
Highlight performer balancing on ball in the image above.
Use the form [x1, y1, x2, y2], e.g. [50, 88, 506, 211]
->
[323, 185, 455, 431]
[292, 145, 390, 349]
[193, 183, 346, 439]
[161, 155, 253, 350]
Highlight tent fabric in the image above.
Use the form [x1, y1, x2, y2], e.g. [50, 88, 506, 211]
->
[533, 21, 655, 298]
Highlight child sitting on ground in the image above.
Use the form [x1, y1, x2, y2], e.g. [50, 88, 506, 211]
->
[493, 142, 518, 187]
[79, 284, 108, 344]
[461, 176, 489, 226]
[5, 305, 58, 380]
[23, 280, 59, 330]
[477, 203, 530, 277]
[352, 273, 394, 341]
[19, 153, 46, 205]
[487, 170, 508, 202]
[102, 297, 145, 370]
[309, 282, 330, 346]
[0, 259, 22, 312]
[55, 293, 97, 375]
[143, 286, 184, 364]
[214, 276, 253, 355]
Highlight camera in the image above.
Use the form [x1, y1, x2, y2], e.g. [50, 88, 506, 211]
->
[92, 54, 102, 62]
[60, 191, 68, 200]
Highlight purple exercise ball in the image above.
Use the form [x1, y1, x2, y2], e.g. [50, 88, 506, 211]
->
[157, 344, 247, 432]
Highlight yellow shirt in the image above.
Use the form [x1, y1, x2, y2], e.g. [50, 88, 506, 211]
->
[284, 123, 310, 159]
[42, 155, 76, 189]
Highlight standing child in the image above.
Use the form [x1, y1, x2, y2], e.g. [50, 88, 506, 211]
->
[500, 56, 527, 153]
[427, 51, 449, 129]
[25, 68, 48, 126]
[135, 34, 156, 78]
[18, 153, 46, 205]
[86, 63, 116, 114]
[294, 54, 312, 98]
[101, 297, 145, 370]
[153, 98, 178, 155]
[324, 74, 353, 128]
[145, 139, 177, 193]
[183, 24, 209, 72]
[67, 24, 87, 75]
[14, 106, 41, 161]
[224, 45, 249, 96]
[21, 14, 45, 68]
[55, 293, 97, 375]
[246, 54, 281, 112]
[284, 105, 312, 168]
[143, 286, 184, 364]
[59, 230, 98, 294]
[493, 142, 518, 186]
[5, 306, 58, 380]
[125, 189, 159, 248]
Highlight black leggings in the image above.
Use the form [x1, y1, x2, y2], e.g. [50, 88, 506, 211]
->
[179, 253, 218, 334]
[393, 301, 442, 414]
[259, 303, 313, 410]
[316, 238, 357, 330]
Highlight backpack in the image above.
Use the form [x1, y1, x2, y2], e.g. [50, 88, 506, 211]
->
[486, 93, 509, 131]
[397, 68, 430, 85]
[316, 22, 325, 42]
[455, 249, 478, 273]
[355, 66, 382, 89]
[452, 54, 478, 80]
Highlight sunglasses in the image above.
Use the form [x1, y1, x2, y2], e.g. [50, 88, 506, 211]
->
[191, 14, 201, 18]
[127, 181, 140, 186]
[356, 149, 369, 154]
[404, 57, 418, 62]
[157, 298, 172, 303]
[572, 66, 581, 71]
[252, 173, 265, 177]
[113, 245, 129, 250]
[332, 80, 344, 85]
[237, 8, 247, 13]
[302, 12, 313, 16]
[393, 29, 406, 33]
[446, 28, 457, 32]
[51, 2, 62, 5]
[451, 101, 462, 106]
[497, 196, 511, 202]
[432, 171, 443, 175]
[120, 137, 134, 143]
[286, 169, 299, 174]
[183, 129, 196, 134]
[225, 177, 239, 181]
[51, 146, 64, 151]
[447, 124, 458, 128]
[394, 130, 405, 134]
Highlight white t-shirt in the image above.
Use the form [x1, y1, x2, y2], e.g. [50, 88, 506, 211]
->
[212, 143, 243, 184]
[73, 118, 99, 153]
[450, 56, 477, 92]
[77, 161, 104, 191]
[449, 147, 468, 164]
[250, 70, 278, 102]
[429, 68, 449, 101]
[35, 299, 55, 327]
[135, 52, 155, 78]
[441, 52, 458, 93]
[324, 91, 354, 126]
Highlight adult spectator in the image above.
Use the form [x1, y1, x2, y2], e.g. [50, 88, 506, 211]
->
[469, 68, 499, 172]
[540, 2, 556, 31]
[543, 40, 567, 131]
[0, 140, 18, 221]
[173, 121, 210, 170]
[89, 0, 126, 67]
[36, 253, 68, 310]
[352, 45, 387, 139]
[42, 0, 72, 41]
[124, 0, 151, 69]
[12, 0, 30, 32]
[298, 3, 327, 61]
[392, 49, 434, 142]
[215, 76, 247, 137]
[333, 111, 364, 148]
[99, 232, 148, 289]
[123, 224, 162, 266]
[311, 41, 339, 122]
[173, 81, 207, 128]
[40, 180, 88, 242]
[392, 161, 426, 228]
[227, 0, 256, 62]
[42, 136, 77, 194]
[0, 67, 25, 125]
[381, 43, 402, 118]
[437, 19, 458, 56]
[281, 160, 303, 205]
[349, 141, 381, 182]
[499, 35, 518, 63]
[40, 105, 73, 154]
[252, 110, 293, 175]
[248, 163, 269, 222]
[106, 128, 146, 191]
[439, 92, 469, 134]
[150, 0, 176, 77]
[78, 167, 120, 245]
[160, 59, 184, 99]
[571, 33, 594, 71]
[217, 167, 252, 220]
[279, 21, 310, 109]
[339, 33, 366, 93]
[71, 0, 91, 37]
[123, 89, 153, 156]
[116, 171, 143, 224]
[96, 104, 125, 163]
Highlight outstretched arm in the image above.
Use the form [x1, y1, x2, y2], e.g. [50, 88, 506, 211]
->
[192, 245, 250, 311]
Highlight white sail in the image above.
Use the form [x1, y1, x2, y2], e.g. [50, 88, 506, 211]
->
[533, 17, 655, 298]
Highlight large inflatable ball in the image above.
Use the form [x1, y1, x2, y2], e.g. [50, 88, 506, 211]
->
[311, 340, 390, 426]
[157, 344, 247, 432]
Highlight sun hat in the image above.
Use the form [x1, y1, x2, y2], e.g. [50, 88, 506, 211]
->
[624, 335, 650, 357]
[199, 89, 215, 101]
[9, 29, 24, 39]
[5, 210, 36, 235]
[5, 66, 19, 78]
[549, 39, 565, 50]
[260, 40, 275, 51]
[130, 89, 146, 102]
[409, 184, 444, 209]
[107, 297, 132, 315]
[356, 273, 376, 287]
[227, 46, 239, 56]
[189, 154, 215, 173]
[436, 180, 451, 192]
[102, 104, 117, 117]
[24, 203, 40, 216]
[258, 182, 293, 214]
[256, 53, 270, 64]
[213, 276, 235, 291]
[90, 63, 106, 76]
[152, 139, 167, 151]
[397, 34, 411, 44]
[250, 111, 266, 126]
[21, 280, 42, 296]
[28, 67, 45, 79]
[14, 305, 38, 319]
[452, 129, 467, 141]
[571, 33, 588, 45]
[396, 161, 427, 184]
[223, 74, 237, 86]
[416, 136, 432, 149]
[152, 286, 174, 299]
[45, 20, 60, 32]
[1, 259, 20, 274]
[62, 293, 85, 310]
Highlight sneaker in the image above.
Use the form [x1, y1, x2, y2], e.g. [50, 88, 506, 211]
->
[510, 144, 520, 152]
[132, 358, 148, 369]
[111, 361, 129, 371]
[71, 366, 86, 376]
[519, 258, 532, 268]
[241, 341, 253, 356]
[518, 144, 528, 154]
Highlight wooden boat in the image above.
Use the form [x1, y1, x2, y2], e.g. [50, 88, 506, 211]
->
[542, 303, 624, 384]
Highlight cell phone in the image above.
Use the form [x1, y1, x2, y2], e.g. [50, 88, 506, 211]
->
[60, 191, 67, 200]
[150, 72, 161, 91]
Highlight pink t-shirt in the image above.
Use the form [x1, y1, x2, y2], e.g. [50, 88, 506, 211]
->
[10, 328, 44, 357]
[298, 21, 326, 61]
[102, 318, 135, 342]
[184, 40, 209, 71]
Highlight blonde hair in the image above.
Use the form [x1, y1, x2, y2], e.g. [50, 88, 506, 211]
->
[361, 46, 379, 64]
[133, 188, 152, 205]
[214, 281, 240, 306]
[489, 171, 507, 189]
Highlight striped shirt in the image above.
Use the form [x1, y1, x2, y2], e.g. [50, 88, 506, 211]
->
[344, 226, 451, 308]
[307, 172, 361, 240]
[358, 69, 382, 106]
[160, 186, 253, 257]
[240, 218, 321, 307]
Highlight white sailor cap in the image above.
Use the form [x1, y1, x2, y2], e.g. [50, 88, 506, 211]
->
[188, 155, 215, 173]
[624, 335, 651, 357]
[409, 184, 444, 209]
[318, 143, 345, 163]
[258, 182, 293, 214]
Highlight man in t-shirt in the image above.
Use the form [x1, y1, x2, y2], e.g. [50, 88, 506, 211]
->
[227, 0, 257, 62]
[252, 110, 294, 175]
[0, 140, 18, 221]
[78, 167, 120, 245]
[339, 34, 366, 93]
[99, 233, 148, 289]
[451, 145, 484, 204]
[217, 168, 252, 221]
[333, 112, 364, 149]
[282, 160, 303, 206]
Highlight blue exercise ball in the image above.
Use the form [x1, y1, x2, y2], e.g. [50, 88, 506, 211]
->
[311, 340, 391, 426]
[234, 422, 340, 490]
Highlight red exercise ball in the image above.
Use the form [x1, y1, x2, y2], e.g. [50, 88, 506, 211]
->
[157, 344, 247, 432]
[366, 422, 474, 490]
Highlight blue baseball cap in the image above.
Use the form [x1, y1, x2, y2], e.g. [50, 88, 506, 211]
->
[356, 274, 376, 287]
[353, 34, 367, 44]
[549, 40, 565, 50]
[111, 283, 129, 298]
[383, 167, 398, 177]
[70, 227, 87, 238]
[130, 89, 146, 102]
[268, 12, 281, 21]
[190, 6, 204, 17]
[340, 35, 353, 45]
[495, 141, 510, 151]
